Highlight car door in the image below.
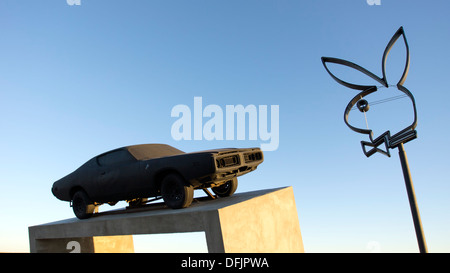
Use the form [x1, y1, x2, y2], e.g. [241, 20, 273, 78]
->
[95, 149, 140, 201]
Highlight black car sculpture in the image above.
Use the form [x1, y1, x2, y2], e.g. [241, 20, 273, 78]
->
[52, 144, 264, 219]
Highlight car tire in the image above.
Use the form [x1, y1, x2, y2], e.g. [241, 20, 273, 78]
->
[211, 177, 238, 197]
[161, 173, 194, 209]
[72, 190, 96, 219]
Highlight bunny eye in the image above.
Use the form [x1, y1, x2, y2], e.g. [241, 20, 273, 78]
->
[356, 99, 370, 112]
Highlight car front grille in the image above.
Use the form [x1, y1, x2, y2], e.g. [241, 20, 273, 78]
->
[244, 152, 263, 163]
[216, 154, 240, 168]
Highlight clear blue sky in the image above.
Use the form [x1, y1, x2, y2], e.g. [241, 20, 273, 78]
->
[1, 0, 449, 253]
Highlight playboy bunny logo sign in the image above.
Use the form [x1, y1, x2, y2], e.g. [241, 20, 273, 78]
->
[321, 27, 428, 253]
[321, 27, 417, 157]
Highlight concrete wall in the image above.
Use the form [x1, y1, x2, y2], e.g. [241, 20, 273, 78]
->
[218, 186, 303, 252]
[29, 187, 303, 253]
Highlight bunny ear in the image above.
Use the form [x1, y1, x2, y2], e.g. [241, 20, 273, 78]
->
[321, 57, 387, 91]
[381, 26, 410, 86]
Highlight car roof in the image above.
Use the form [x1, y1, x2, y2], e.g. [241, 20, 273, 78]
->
[124, 144, 185, 160]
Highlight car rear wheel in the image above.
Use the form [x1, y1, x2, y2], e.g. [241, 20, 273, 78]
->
[72, 190, 96, 219]
[161, 174, 194, 209]
[211, 177, 238, 197]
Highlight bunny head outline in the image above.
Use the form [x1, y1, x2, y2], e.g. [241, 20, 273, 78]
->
[321, 26, 418, 157]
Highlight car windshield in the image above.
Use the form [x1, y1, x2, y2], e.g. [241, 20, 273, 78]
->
[127, 144, 185, 161]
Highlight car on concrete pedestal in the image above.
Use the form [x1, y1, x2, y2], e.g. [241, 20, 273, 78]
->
[52, 144, 264, 219]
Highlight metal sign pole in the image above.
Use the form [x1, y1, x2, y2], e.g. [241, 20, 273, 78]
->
[398, 143, 428, 253]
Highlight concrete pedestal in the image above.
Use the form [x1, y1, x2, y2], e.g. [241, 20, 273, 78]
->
[29, 187, 303, 253]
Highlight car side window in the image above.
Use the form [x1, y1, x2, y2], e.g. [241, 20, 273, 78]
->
[97, 150, 135, 166]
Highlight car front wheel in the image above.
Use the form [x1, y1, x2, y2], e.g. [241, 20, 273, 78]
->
[211, 177, 238, 197]
[72, 190, 96, 219]
[161, 174, 194, 209]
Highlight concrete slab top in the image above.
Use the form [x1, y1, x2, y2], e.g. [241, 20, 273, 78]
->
[30, 187, 291, 236]
[29, 186, 303, 253]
